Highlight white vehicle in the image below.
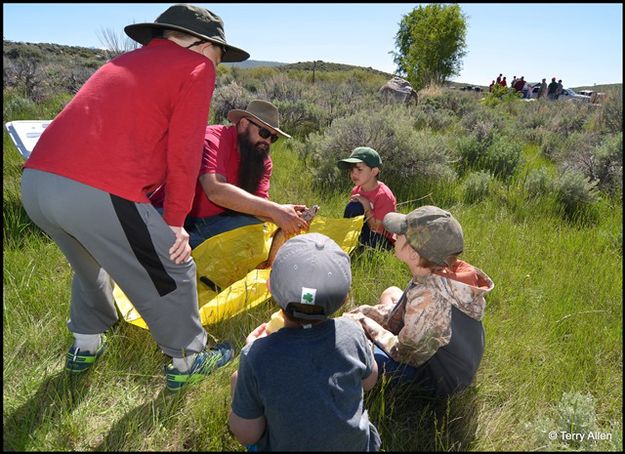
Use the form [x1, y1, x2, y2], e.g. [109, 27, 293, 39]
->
[529, 85, 591, 102]
[557, 88, 591, 103]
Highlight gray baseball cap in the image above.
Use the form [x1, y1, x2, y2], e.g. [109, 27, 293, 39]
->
[383, 206, 464, 267]
[270, 233, 352, 321]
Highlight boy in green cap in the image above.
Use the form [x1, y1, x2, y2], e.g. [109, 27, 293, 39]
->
[338, 147, 397, 251]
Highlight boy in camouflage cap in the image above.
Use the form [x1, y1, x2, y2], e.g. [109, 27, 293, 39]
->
[344, 205, 495, 397]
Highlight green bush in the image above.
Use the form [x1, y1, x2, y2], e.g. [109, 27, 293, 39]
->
[210, 81, 253, 124]
[463, 170, 493, 203]
[480, 136, 522, 181]
[524, 168, 554, 199]
[597, 87, 622, 134]
[556, 169, 600, 218]
[592, 132, 623, 196]
[300, 104, 457, 191]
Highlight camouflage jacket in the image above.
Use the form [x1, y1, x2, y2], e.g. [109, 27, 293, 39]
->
[345, 262, 494, 368]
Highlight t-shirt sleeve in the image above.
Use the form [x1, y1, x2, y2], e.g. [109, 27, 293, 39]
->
[372, 185, 397, 221]
[231, 346, 265, 419]
[201, 130, 226, 177]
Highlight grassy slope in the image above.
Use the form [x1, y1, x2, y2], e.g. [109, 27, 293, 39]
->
[3, 110, 622, 450]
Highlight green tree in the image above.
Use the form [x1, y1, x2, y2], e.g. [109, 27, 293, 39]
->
[393, 4, 467, 91]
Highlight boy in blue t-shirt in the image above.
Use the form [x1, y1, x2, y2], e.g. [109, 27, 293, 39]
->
[228, 233, 381, 451]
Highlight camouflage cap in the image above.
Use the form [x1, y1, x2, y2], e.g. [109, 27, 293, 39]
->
[383, 206, 464, 267]
[270, 233, 351, 321]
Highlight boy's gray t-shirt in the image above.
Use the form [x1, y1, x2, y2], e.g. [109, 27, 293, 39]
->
[232, 316, 381, 451]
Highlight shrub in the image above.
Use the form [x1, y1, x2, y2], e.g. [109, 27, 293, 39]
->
[555, 169, 600, 218]
[272, 99, 324, 139]
[210, 81, 253, 124]
[463, 171, 493, 204]
[300, 104, 456, 191]
[481, 84, 522, 107]
[592, 87, 622, 134]
[524, 168, 554, 199]
[592, 132, 623, 196]
[546, 101, 592, 135]
[480, 136, 523, 181]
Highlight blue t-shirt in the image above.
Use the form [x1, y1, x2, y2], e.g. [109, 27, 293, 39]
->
[231, 316, 381, 451]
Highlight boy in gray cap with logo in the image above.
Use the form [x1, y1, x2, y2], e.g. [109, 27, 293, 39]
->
[345, 206, 495, 397]
[228, 233, 381, 451]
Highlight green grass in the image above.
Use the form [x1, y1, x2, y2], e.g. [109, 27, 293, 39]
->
[3, 119, 622, 451]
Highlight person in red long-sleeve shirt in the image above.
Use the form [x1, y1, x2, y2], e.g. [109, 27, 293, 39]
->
[20, 4, 249, 392]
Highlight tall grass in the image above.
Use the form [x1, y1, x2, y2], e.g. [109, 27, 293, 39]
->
[3, 96, 622, 451]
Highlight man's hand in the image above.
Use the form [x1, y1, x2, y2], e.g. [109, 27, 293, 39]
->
[272, 204, 308, 236]
[168, 225, 192, 264]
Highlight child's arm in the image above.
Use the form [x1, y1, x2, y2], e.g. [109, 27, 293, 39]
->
[229, 370, 267, 446]
[228, 412, 266, 446]
[362, 355, 378, 392]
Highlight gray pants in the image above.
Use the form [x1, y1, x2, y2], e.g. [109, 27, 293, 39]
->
[20, 169, 207, 358]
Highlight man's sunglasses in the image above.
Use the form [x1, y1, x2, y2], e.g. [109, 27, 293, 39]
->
[186, 39, 227, 56]
[247, 118, 280, 143]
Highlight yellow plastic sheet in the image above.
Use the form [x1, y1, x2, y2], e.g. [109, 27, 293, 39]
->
[113, 215, 363, 329]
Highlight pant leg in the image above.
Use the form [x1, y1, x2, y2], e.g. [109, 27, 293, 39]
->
[21, 169, 207, 357]
[344, 201, 393, 251]
[186, 212, 263, 249]
[373, 344, 421, 385]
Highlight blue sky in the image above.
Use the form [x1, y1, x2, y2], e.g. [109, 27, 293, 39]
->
[3, 3, 623, 87]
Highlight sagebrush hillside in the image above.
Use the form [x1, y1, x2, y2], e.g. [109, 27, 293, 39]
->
[3, 37, 623, 452]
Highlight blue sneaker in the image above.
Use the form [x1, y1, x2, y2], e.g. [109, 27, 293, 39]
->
[165, 341, 234, 392]
[65, 335, 107, 373]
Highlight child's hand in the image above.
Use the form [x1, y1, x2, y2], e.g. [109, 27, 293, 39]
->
[245, 322, 268, 345]
[349, 194, 370, 211]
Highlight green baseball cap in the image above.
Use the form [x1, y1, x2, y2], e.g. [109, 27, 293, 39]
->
[383, 206, 464, 267]
[337, 146, 382, 169]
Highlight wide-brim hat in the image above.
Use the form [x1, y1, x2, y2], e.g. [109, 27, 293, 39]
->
[227, 100, 291, 138]
[124, 4, 249, 63]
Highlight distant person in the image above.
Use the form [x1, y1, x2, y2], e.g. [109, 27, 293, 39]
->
[338, 147, 397, 251]
[514, 76, 526, 93]
[538, 78, 548, 99]
[488, 80, 495, 92]
[150, 100, 309, 249]
[228, 233, 381, 451]
[556, 79, 564, 99]
[510, 76, 518, 89]
[20, 4, 250, 392]
[548, 77, 559, 100]
[499, 76, 507, 87]
[496, 73, 502, 85]
[522, 79, 531, 99]
[344, 206, 495, 397]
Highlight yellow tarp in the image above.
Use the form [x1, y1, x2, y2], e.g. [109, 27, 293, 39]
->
[113, 215, 363, 329]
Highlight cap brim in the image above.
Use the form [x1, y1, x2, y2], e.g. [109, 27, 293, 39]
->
[337, 158, 363, 169]
[382, 212, 407, 235]
[124, 23, 250, 62]
[227, 110, 291, 138]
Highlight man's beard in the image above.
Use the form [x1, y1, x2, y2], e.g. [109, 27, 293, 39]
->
[237, 132, 269, 195]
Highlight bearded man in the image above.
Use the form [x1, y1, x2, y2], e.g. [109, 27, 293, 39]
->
[152, 100, 308, 248]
